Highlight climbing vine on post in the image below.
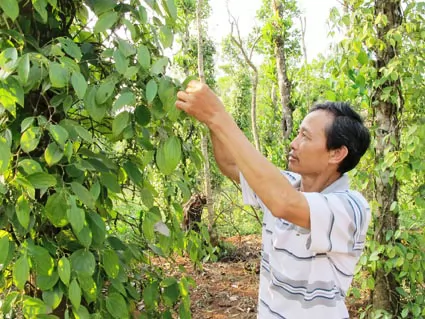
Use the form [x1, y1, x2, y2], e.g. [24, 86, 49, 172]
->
[0, 0, 204, 318]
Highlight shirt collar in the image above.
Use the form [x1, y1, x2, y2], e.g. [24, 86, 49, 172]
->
[321, 174, 349, 194]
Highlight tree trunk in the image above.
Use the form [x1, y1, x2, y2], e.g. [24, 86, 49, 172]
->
[196, 0, 214, 232]
[228, 17, 261, 151]
[371, 0, 403, 314]
[250, 71, 260, 151]
[272, 0, 293, 140]
[300, 16, 308, 65]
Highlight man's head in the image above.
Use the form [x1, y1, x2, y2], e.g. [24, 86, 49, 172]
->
[288, 101, 370, 176]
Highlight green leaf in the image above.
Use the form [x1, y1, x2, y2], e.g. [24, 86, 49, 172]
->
[156, 136, 181, 175]
[90, 181, 101, 200]
[18, 54, 30, 84]
[58, 256, 71, 286]
[32, 0, 48, 23]
[72, 305, 90, 319]
[86, 211, 106, 247]
[23, 297, 52, 317]
[21, 117, 35, 133]
[59, 37, 82, 60]
[47, 0, 57, 8]
[13, 254, 29, 290]
[64, 141, 73, 161]
[164, 0, 177, 21]
[143, 281, 159, 309]
[77, 274, 97, 303]
[123, 66, 139, 80]
[91, 0, 116, 15]
[135, 105, 151, 126]
[75, 224, 92, 248]
[71, 182, 95, 209]
[67, 197, 85, 233]
[49, 62, 69, 88]
[137, 45, 151, 69]
[0, 47, 18, 71]
[112, 111, 130, 137]
[100, 172, 121, 193]
[6, 77, 24, 107]
[142, 212, 157, 242]
[0, 0, 19, 21]
[20, 126, 41, 153]
[0, 137, 11, 174]
[103, 249, 120, 279]
[42, 286, 63, 310]
[70, 249, 96, 277]
[69, 278, 81, 310]
[0, 232, 10, 266]
[45, 142, 64, 166]
[151, 57, 168, 75]
[74, 124, 93, 143]
[146, 79, 158, 103]
[159, 26, 173, 48]
[324, 90, 337, 101]
[357, 50, 369, 65]
[71, 72, 87, 99]
[94, 11, 118, 33]
[48, 124, 69, 147]
[27, 172, 57, 188]
[106, 293, 129, 319]
[118, 39, 136, 57]
[123, 161, 143, 187]
[37, 271, 59, 290]
[163, 282, 180, 306]
[112, 92, 135, 113]
[16, 195, 30, 229]
[0, 87, 16, 115]
[84, 86, 108, 122]
[158, 78, 176, 110]
[111, 278, 128, 295]
[96, 80, 115, 104]
[140, 188, 154, 209]
[1, 291, 19, 314]
[29, 244, 54, 276]
[45, 191, 69, 227]
[113, 49, 128, 74]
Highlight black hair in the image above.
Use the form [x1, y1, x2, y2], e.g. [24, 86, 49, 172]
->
[309, 101, 371, 174]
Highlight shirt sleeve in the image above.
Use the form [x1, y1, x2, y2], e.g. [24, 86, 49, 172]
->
[239, 171, 301, 208]
[303, 191, 371, 254]
[239, 172, 260, 207]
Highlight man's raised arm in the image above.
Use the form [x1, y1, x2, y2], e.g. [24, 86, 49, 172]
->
[210, 130, 240, 183]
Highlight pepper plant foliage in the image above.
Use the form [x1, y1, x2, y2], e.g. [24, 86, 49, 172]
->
[326, 1, 425, 317]
[0, 0, 206, 318]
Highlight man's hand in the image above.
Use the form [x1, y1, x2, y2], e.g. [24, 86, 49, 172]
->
[176, 80, 226, 126]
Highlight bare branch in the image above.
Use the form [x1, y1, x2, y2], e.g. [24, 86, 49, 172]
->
[249, 33, 262, 60]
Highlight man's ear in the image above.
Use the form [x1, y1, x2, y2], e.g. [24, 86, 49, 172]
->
[329, 146, 348, 165]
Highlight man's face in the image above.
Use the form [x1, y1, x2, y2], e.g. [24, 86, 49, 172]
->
[288, 110, 335, 175]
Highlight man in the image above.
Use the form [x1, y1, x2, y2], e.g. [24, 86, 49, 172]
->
[176, 81, 371, 318]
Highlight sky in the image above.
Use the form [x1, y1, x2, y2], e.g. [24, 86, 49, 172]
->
[208, 0, 341, 63]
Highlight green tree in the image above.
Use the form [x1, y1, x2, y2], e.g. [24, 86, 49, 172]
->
[327, 0, 425, 316]
[0, 0, 205, 317]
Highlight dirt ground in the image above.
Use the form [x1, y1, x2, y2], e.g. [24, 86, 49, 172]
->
[188, 235, 261, 319]
[156, 234, 368, 319]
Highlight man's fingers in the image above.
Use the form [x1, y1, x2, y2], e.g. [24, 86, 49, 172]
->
[176, 91, 189, 102]
[186, 80, 203, 93]
[175, 100, 186, 112]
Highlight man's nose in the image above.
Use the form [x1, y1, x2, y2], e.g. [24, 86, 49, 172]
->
[290, 135, 298, 150]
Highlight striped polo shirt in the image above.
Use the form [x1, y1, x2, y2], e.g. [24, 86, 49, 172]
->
[240, 171, 371, 319]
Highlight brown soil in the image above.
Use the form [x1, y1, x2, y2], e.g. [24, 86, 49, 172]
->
[188, 235, 261, 319]
[154, 234, 369, 319]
